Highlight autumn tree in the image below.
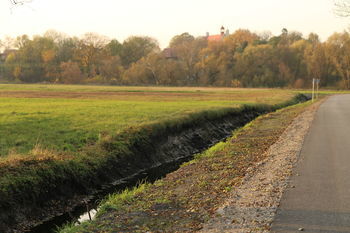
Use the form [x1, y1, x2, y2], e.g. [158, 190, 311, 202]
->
[106, 39, 122, 57]
[123, 52, 163, 85]
[224, 29, 259, 53]
[3, 52, 20, 81]
[0, 37, 16, 80]
[60, 61, 84, 84]
[303, 36, 334, 87]
[169, 33, 207, 85]
[234, 44, 284, 87]
[55, 37, 79, 63]
[196, 29, 259, 86]
[288, 39, 309, 87]
[120, 36, 160, 67]
[257, 31, 273, 44]
[43, 30, 67, 44]
[15, 35, 30, 49]
[281, 31, 303, 46]
[158, 58, 186, 85]
[197, 41, 230, 85]
[1, 29, 349, 88]
[326, 32, 350, 88]
[98, 56, 124, 84]
[5, 35, 55, 82]
[75, 33, 109, 77]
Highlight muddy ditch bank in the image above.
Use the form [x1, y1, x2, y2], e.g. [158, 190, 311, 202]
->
[0, 94, 309, 233]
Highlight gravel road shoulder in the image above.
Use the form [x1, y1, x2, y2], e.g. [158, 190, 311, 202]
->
[200, 100, 323, 233]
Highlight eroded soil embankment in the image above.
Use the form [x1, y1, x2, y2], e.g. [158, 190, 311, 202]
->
[0, 95, 308, 233]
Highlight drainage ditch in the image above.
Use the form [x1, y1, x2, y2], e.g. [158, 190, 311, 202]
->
[28, 110, 262, 233]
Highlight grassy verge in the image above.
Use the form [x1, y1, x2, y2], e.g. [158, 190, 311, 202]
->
[59, 98, 313, 233]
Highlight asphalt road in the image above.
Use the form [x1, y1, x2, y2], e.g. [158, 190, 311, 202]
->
[271, 95, 350, 233]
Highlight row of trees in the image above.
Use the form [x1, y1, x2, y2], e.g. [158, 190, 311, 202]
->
[1, 29, 350, 88]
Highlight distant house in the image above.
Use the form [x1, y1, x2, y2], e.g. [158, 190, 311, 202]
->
[162, 47, 177, 59]
[206, 26, 229, 42]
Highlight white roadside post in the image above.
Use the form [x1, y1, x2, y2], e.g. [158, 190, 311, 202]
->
[312, 78, 315, 102]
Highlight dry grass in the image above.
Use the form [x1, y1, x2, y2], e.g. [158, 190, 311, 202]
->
[0, 144, 71, 166]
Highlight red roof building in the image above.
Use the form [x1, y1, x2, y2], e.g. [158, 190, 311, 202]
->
[206, 26, 229, 42]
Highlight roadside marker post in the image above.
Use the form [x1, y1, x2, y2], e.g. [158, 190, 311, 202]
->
[312, 79, 320, 102]
[312, 78, 315, 102]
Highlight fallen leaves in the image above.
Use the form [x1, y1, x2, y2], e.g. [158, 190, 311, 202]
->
[73, 102, 311, 232]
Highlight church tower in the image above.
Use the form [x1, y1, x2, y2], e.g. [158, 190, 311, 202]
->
[220, 26, 225, 36]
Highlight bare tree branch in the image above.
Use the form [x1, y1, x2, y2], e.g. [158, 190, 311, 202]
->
[335, 0, 350, 17]
[9, 0, 32, 5]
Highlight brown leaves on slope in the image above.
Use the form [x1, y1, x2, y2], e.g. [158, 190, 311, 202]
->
[82, 104, 307, 232]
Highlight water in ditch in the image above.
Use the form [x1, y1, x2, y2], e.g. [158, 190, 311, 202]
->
[28, 155, 195, 233]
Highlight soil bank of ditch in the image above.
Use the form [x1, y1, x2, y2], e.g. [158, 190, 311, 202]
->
[0, 94, 308, 232]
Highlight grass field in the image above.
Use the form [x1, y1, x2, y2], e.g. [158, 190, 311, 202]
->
[0, 84, 315, 232]
[0, 84, 295, 157]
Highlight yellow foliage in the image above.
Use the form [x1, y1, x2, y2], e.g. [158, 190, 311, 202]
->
[41, 49, 56, 63]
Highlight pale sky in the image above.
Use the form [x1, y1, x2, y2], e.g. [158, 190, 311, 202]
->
[0, 0, 349, 48]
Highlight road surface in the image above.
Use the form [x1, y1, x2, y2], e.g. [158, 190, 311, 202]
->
[271, 95, 350, 233]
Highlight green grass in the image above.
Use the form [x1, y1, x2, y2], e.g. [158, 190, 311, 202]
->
[0, 84, 295, 157]
[59, 98, 315, 233]
[0, 84, 312, 232]
[0, 98, 234, 156]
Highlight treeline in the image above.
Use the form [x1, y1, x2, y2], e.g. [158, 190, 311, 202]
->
[1, 29, 350, 88]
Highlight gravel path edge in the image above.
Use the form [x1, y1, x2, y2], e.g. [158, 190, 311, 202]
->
[200, 101, 323, 233]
